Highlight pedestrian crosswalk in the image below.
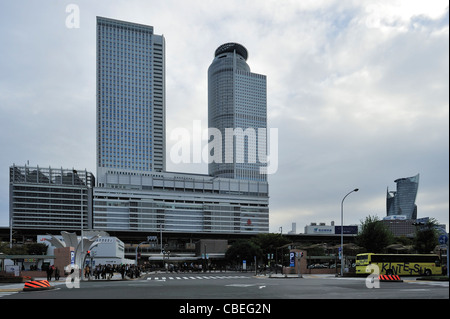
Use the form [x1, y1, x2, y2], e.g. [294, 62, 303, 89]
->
[407, 280, 449, 288]
[0, 289, 21, 298]
[147, 274, 249, 281]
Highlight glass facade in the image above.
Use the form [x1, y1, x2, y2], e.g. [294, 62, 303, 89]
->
[208, 43, 267, 181]
[9, 165, 94, 230]
[96, 17, 165, 182]
[386, 173, 419, 219]
[93, 172, 269, 234]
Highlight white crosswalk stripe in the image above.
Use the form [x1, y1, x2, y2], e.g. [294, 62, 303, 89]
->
[0, 291, 20, 298]
[147, 274, 248, 281]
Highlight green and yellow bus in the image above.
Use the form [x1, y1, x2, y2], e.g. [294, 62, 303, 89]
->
[356, 253, 442, 276]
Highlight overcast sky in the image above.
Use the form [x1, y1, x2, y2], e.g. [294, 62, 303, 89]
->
[1, 0, 448, 233]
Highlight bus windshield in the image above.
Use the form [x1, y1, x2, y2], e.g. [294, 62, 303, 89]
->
[356, 254, 369, 266]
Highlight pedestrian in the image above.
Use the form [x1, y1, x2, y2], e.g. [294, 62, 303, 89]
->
[84, 265, 90, 279]
[94, 265, 100, 279]
[101, 265, 106, 279]
[46, 265, 54, 281]
[54, 267, 60, 281]
[120, 264, 125, 279]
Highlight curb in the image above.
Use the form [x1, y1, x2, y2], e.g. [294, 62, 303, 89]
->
[0, 288, 23, 292]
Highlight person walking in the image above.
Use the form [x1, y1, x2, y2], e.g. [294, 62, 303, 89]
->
[54, 267, 60, 281]
[46, 265, 54, 281]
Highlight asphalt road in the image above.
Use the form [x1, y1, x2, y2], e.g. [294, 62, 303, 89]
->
[1, 272, 448, 301]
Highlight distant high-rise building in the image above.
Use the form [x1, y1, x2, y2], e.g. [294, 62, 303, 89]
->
[208, 43, 267, 181]
[96, 17, 165, 184]
[386, 173, 419, 219]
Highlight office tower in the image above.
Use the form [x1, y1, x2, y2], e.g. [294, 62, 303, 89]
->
[93, 36, 269, 234]
[96, 17, 165, 185]
[9, 165, 95, 230]
[208, 43, 267, 181]
[386, 173, 419, 219]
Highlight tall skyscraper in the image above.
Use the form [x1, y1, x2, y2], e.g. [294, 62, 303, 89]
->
[96, 17, 165, 184]
[208, 43, 267, 181]
[386, 173, 419, 219]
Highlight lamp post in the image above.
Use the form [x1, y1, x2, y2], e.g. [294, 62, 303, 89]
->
[340, 188, 358, 277]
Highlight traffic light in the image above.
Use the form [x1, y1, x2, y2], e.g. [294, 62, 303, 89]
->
[86, 250, 90, 257]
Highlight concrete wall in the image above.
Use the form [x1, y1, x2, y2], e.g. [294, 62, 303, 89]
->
[54, 246, 74, 275]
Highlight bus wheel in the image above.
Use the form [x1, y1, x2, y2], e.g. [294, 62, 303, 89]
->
[386, 269, 393, 275]
[424, 269, 431, 276]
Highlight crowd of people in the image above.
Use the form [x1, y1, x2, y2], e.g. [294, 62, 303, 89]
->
[86, 264, 142, 280]
[44, 262, 231, 281]
[46, 265, 60, 281]
[44, 263, 142, 281]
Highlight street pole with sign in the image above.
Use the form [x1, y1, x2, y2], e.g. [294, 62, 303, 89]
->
[340, 188, 358, 277]
[437, 231, 449, 277]
[297, 252, 303, 278]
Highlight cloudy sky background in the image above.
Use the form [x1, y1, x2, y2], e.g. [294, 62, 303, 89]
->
[1, 0, 448, 233]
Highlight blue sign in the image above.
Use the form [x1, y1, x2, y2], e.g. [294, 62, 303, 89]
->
[70, 251, 75, 265]
[439, 235, 448, 245]
[335, 225, 358, 234]
[289, 252, 295, 267]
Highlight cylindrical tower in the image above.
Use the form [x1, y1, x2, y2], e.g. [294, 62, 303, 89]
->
[207, 43, 267, 181]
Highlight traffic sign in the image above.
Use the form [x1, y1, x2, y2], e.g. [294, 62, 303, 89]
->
[289, 252, 295, 267]
[439, 234, 448, 245]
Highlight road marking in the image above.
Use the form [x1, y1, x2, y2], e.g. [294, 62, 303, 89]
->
[147, 275, 251, 281]
[0, 291, 20, 298]
[407, 281, 449, 287]
[226, 284, 255, 287]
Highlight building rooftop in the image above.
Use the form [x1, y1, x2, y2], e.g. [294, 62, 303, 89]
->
[214, 42, 248, 60]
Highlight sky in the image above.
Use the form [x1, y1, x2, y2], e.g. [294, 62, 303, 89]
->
[0, 0, 448, 234]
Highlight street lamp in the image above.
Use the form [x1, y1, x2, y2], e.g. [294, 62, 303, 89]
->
[340, 188, 359, 277]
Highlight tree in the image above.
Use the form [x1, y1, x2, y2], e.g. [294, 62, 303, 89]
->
[356, 215, 394, 253]
[0, 242, 27, 255]
[0, 242, 48, 255]
[251, 233, 290, 264]
[225, 240, 263, 266]
[25, 243, 48, 255]
[414, 218, 439, 253]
